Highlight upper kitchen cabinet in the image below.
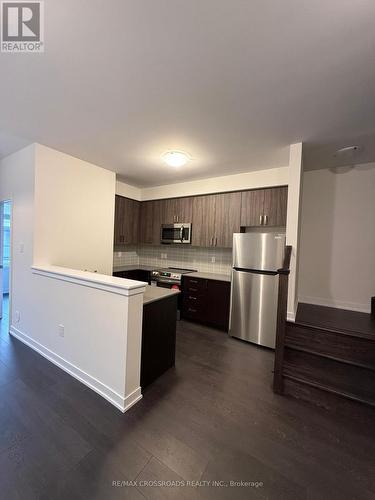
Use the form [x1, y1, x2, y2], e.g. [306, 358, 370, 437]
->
[192, 192, 241, 248]
[192, 195, 216, 247]
[263, 186, 288, 227]
[114, 195, 140, 245]
[240, 187, 288, 227]
[139, 200, 163, 245]
[214, 192, 241, 247]
[161, 197, 193, 224]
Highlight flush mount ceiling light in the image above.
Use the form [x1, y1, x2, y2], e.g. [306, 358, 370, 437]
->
[162, 150, 191, 167]
[334, 145, 359, 156]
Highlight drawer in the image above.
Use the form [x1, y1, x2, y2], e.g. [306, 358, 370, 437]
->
[183, 294, 205, 309]
[183, 276, 207, 292]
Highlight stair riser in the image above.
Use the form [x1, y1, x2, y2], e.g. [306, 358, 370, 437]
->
[286, 323, 375, 369]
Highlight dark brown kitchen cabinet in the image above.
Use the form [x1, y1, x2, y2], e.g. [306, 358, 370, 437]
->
[192, 192, 240, 248]
[139, 200, 163, 245]
[191, 195, 216, 247]
[214, 192, 241, 247]
[263, 186, 288, 226]
[114, 195, 140, 245]
[161, 197, 193, 223]
[182, 276, 231, 331]
[240, 187, 288, 227]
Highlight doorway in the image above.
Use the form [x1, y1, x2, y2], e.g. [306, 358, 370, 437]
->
[0, 200, 12, 339]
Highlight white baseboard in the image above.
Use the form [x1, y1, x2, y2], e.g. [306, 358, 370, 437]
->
[298, 296, 370, 314]
[10, 325, 142, 413]
[287, 311, 296, 322]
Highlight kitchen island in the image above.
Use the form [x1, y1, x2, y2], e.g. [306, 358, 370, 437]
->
[141, 285, 180, 389]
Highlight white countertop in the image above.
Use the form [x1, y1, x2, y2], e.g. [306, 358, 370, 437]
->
[143, 285, 180, 305]
[187, 271, 232, 282]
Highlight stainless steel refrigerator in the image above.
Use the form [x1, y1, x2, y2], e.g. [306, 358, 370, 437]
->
[229, 232, 286, 348]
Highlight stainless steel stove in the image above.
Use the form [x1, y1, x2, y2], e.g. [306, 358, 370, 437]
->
[151, 267, 197, 287]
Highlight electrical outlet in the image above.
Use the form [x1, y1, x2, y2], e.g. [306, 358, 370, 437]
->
[58, 324, 65, 338]
[117, 251, 122, 257]
[15, 310, 20, 323]
[211, 256, 216, 263]
[161, 253, 167, 259]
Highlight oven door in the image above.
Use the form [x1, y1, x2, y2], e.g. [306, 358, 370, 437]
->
[161, 224, 191, 244]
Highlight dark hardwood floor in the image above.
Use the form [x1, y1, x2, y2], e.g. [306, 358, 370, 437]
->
[0, 301, 374, 499]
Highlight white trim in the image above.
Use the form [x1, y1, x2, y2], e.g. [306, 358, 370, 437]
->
[298, 295, 370, 314]
[10, 325, 142, 413]
[287, 311, 296, 322]
[32, 265, 146, 297]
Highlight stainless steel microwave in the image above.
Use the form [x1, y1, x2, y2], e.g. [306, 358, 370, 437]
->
[161, 223, 192, 244]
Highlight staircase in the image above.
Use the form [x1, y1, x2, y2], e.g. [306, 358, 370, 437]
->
[274, 303, 375, 410]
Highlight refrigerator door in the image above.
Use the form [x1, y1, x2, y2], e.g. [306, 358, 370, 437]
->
[233, 232, 286, 272]
[230, 269, 279, 348]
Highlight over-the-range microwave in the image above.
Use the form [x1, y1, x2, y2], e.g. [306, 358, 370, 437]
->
[161, 223, 192, 244]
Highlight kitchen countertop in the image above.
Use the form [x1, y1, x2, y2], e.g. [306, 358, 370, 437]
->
[113, 265, 155, 273]
[143, 285, 180, 305]
[187, 271, 232, 282]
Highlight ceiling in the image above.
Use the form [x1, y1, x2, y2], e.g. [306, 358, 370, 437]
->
[1, 0, 375, 186]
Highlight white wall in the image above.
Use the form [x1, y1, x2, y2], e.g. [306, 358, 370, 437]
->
[116, 166, 289, 201]
[34, 145, 115, 275]
[0, 144, 145, 412]
[0, 144, 36, 329]
[286, 143, 303, 321]
[299, 163, 375, 313]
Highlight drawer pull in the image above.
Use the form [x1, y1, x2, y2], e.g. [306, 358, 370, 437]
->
[189, 296, 197, 300]
[189, 280, 198, 284]
[188, 308, 197, 313]
[188, 287, 198, 292]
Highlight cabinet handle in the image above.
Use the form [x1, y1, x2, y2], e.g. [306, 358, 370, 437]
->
[189, 287, 198, 292]
[188, 308, 197, 313]
[189, 280, 198, 284]
[259, 215, 263, 225]
[189, 296, 197, 300]
[215, 237, 218, 247]
[264, 214, 268, 225]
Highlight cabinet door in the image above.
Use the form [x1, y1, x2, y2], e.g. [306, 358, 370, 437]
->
[161, 199, 177, 224]
[192, 195, 216, 247]
[263, 186, 288, 227]
[240, 190, 265, 227]
[131, 200, 140, 243]
[123, 198, 140, 244]
[139, 201, 154, 244]
[152, 200, 163, 244]
[214, 192, 241, 247]
[114, 195, 125, 244]
[206, 280, 231, 331]
[176, 197, 193, 223]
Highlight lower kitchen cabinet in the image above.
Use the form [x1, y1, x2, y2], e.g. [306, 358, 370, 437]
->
[113, 269, 151, 284]
[141, 294, 178, 389]
[181, 276, 231, 331]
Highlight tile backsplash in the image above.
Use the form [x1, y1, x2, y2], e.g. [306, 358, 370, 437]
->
[114, 245, 232, 275]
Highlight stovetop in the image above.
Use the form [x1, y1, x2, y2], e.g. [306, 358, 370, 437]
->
[151, 267, 197, 281]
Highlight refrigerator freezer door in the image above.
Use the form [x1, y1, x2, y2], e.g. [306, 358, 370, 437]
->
[233, 232, 286, 272]
[230, 269, 279, 348]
